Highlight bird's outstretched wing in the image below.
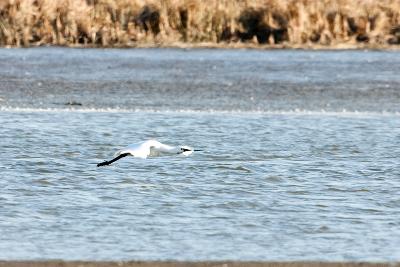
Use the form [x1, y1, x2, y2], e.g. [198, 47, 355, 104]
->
[97, 153, 130, 167]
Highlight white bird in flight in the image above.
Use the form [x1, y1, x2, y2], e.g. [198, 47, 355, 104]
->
[97, 139, 200, 167]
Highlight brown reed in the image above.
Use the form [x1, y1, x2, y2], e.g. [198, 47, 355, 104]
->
[0, 0, 399, 48]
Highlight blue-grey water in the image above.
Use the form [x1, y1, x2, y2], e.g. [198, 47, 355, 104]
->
[0, 48, 399, 261]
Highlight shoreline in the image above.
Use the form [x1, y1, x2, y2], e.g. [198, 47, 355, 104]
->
[0, 262, 399, 267]
[2, 42, 400, 51]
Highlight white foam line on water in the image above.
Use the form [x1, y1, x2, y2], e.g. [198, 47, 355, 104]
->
[1, 106, 400, 117]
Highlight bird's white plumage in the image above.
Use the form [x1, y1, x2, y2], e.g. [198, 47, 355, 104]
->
[115, 140, 193, 159]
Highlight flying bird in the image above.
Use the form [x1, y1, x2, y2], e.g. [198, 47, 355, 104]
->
[97, 139, 200, 167]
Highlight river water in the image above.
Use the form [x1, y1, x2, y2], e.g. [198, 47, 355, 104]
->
[0, 48, 399, 261]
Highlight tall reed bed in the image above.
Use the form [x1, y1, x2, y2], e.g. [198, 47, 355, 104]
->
[0, 0, 399, 47]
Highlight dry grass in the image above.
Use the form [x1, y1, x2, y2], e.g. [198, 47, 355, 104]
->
[0, 0, 400, 48]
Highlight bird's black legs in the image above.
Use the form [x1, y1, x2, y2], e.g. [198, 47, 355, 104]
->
[97, 153, 130, 167]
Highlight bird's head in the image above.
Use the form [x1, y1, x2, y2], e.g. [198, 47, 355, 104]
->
[179, 146, 193, 156]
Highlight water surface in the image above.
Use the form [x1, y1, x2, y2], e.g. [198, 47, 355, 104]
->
[0, 48, 399, 261]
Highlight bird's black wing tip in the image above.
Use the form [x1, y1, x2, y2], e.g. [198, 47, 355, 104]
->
[97, 161, 108, 167]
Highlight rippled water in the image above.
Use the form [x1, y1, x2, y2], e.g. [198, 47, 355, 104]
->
[0, 48, 399, 261]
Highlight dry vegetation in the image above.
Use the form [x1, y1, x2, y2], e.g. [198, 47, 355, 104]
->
[0, 0, 400, 48]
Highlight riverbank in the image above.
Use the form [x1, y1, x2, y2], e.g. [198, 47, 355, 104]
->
[0, 262, 399, 267]
[1, 0, 400, 49]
